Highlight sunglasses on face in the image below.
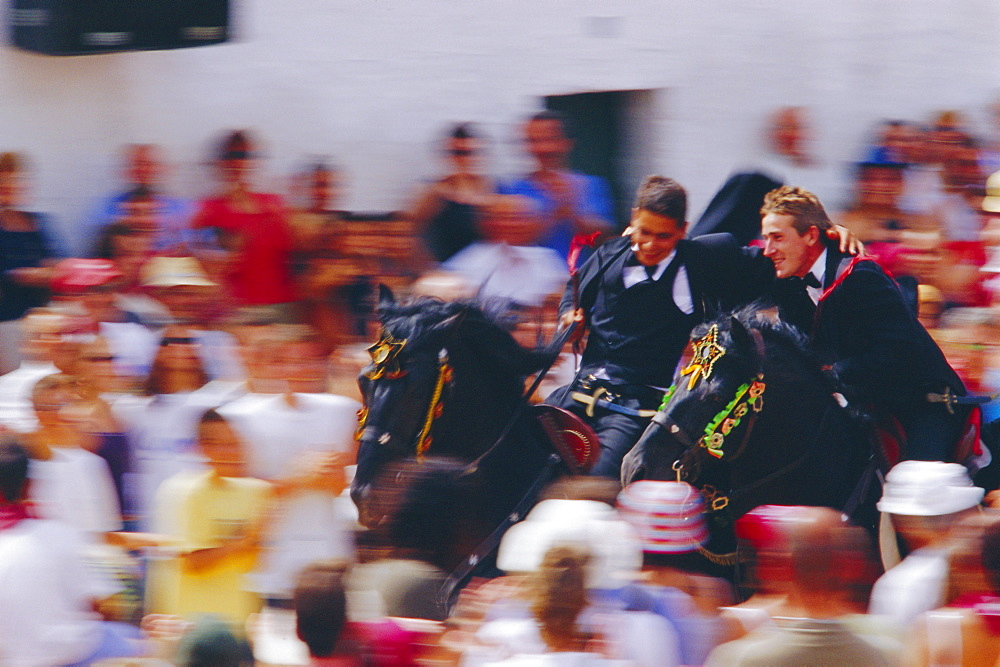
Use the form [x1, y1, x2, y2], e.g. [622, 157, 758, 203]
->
[160, 336, 197, 347]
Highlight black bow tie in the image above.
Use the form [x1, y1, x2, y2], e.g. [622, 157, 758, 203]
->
[626, 253, 659, 279]
[800, 273, 821, 289]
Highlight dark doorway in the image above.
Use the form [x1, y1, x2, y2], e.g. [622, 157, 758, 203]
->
[545, 89, 656, 229]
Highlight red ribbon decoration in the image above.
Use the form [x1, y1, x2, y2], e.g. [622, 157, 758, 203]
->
[567, 231, 602, 277]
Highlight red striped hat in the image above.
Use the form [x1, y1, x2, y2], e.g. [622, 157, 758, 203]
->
[617, 481, 708, 554]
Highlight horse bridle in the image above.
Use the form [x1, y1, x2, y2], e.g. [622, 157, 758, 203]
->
[668, 327, 769, 498]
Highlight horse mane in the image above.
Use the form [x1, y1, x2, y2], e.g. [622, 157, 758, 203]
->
[724, 302, 830, 389]
[379, 296, 554, 377]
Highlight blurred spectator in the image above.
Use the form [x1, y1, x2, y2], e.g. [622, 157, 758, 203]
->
[219, 326, 358, 606]
[112, 326, 241, 530]
[756, 106, 834, 204]
[191, 130, 298, 324]
[442, 194, 569, 309]
[0, 307, 64, 432]
[865, 119, 919, 165]
[290, 161, 363, 353]
[150, 408, 272, 626]
[0, 439, 142, 665]
[467, 497, 679, 666]
[0, 151, 58, 375]
[707, 507, 901, 667]
[499, 110, 614, 259]
[81, 143, 196, 256]
[912, 513, 1000, 666]
[409, 123, 492, 263]
[870, 461, 985, 628]
[175, 615, 254, 667]
[979, 171, 1000, 305]
[291, 560, 359, 666]
[918, 284, 946, 332]
[50, 258, 160, 381]
[839, 161, 934, 244]
[26, 373, 123, 537]
[935, 137, 985, 241]
[141, 255, 247, 382]
[615, 481, 733, 665]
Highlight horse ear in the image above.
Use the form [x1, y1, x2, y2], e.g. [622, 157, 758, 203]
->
[431, 309, 467, 336]
[729, 315, 755, 353]
[377, 284, 395, 311]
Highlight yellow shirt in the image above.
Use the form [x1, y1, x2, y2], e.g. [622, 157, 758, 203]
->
[149, 470, 271, 625]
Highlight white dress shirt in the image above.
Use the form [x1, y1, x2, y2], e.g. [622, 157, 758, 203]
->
[804, 248, 827, 305]
[622, 249, 694, 315]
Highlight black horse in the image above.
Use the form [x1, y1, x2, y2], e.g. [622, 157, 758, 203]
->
[352, 288, 578, 546]
[621, 307, 882, 561]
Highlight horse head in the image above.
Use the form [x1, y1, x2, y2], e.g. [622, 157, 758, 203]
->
[351, 286, 554, 527]
[622, 313, 768, 486]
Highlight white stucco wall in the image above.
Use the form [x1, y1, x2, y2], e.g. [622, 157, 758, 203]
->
[0, 0, 998, 252]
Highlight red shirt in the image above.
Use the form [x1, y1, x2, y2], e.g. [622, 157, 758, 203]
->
[193, 193, 297, 305]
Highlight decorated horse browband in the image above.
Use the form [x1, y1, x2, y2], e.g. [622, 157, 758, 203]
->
[356, 328, 453, 460]
[660, 324, 766, 459]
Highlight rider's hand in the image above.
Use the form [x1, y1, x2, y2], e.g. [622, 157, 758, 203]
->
[828, 225, 865, 256]
[560, 308, 586, 342]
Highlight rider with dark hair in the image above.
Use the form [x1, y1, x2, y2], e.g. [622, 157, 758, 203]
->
[547, 175, 775, 478]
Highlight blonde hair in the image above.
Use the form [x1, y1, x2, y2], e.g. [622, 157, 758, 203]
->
[761, 186, 832, 235]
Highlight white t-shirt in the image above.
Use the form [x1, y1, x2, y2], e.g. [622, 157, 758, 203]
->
[0, 519, 118, 666]
[220, 391, 361, 597]
[869, 546, 950, 629]
[445, 242, 569, 308]
[30, 447, 122, 535]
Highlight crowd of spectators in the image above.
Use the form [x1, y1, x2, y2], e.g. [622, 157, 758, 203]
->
[1, 104, 1000, 664]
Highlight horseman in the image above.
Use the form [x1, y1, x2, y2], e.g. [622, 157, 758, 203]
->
[760, 186, 971, 462]
[547, 177, 857, 478]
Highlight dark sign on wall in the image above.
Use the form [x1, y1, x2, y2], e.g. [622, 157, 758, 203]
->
[9, 0, 230, 55]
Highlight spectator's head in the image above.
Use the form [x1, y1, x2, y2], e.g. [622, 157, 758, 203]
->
[175, 616, 252, 667]
[21, 308, 70, 364]
[141, 256, 216, 325]
[479, 194, 543, 246]
[938, 307, 996, 391]
[50, 259, 124, 325]
[76, 336, 123, 394]
[768, 106, 809, 163]
[626, 176, 687, 268]
[117, 185, 160, 235]
[216, 130, 257, 193]
[146, 327, 208, 395]
[524, 110, 572, 171]
[943, 137, 983, 193]
[875, 120, 914, 163]
[929, 110, 968, 163]
[307, 160, 342, 213]
[240, 326, 288, 392]
[279, 326, 327, 394]
[196, 409, 246, 479]
[917, 284, 945, 330]
[294, 560, 350, 658]
[31, 373, 75, 429]
[760, 186, 832, 279]
[530, 544, 591, 645]
[0, 151, 27, 209]
[853, 161, 906, 210]
[445, 123, 482, 177]
[0, 438, 30, 504]
[123, 143, 164, 190]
